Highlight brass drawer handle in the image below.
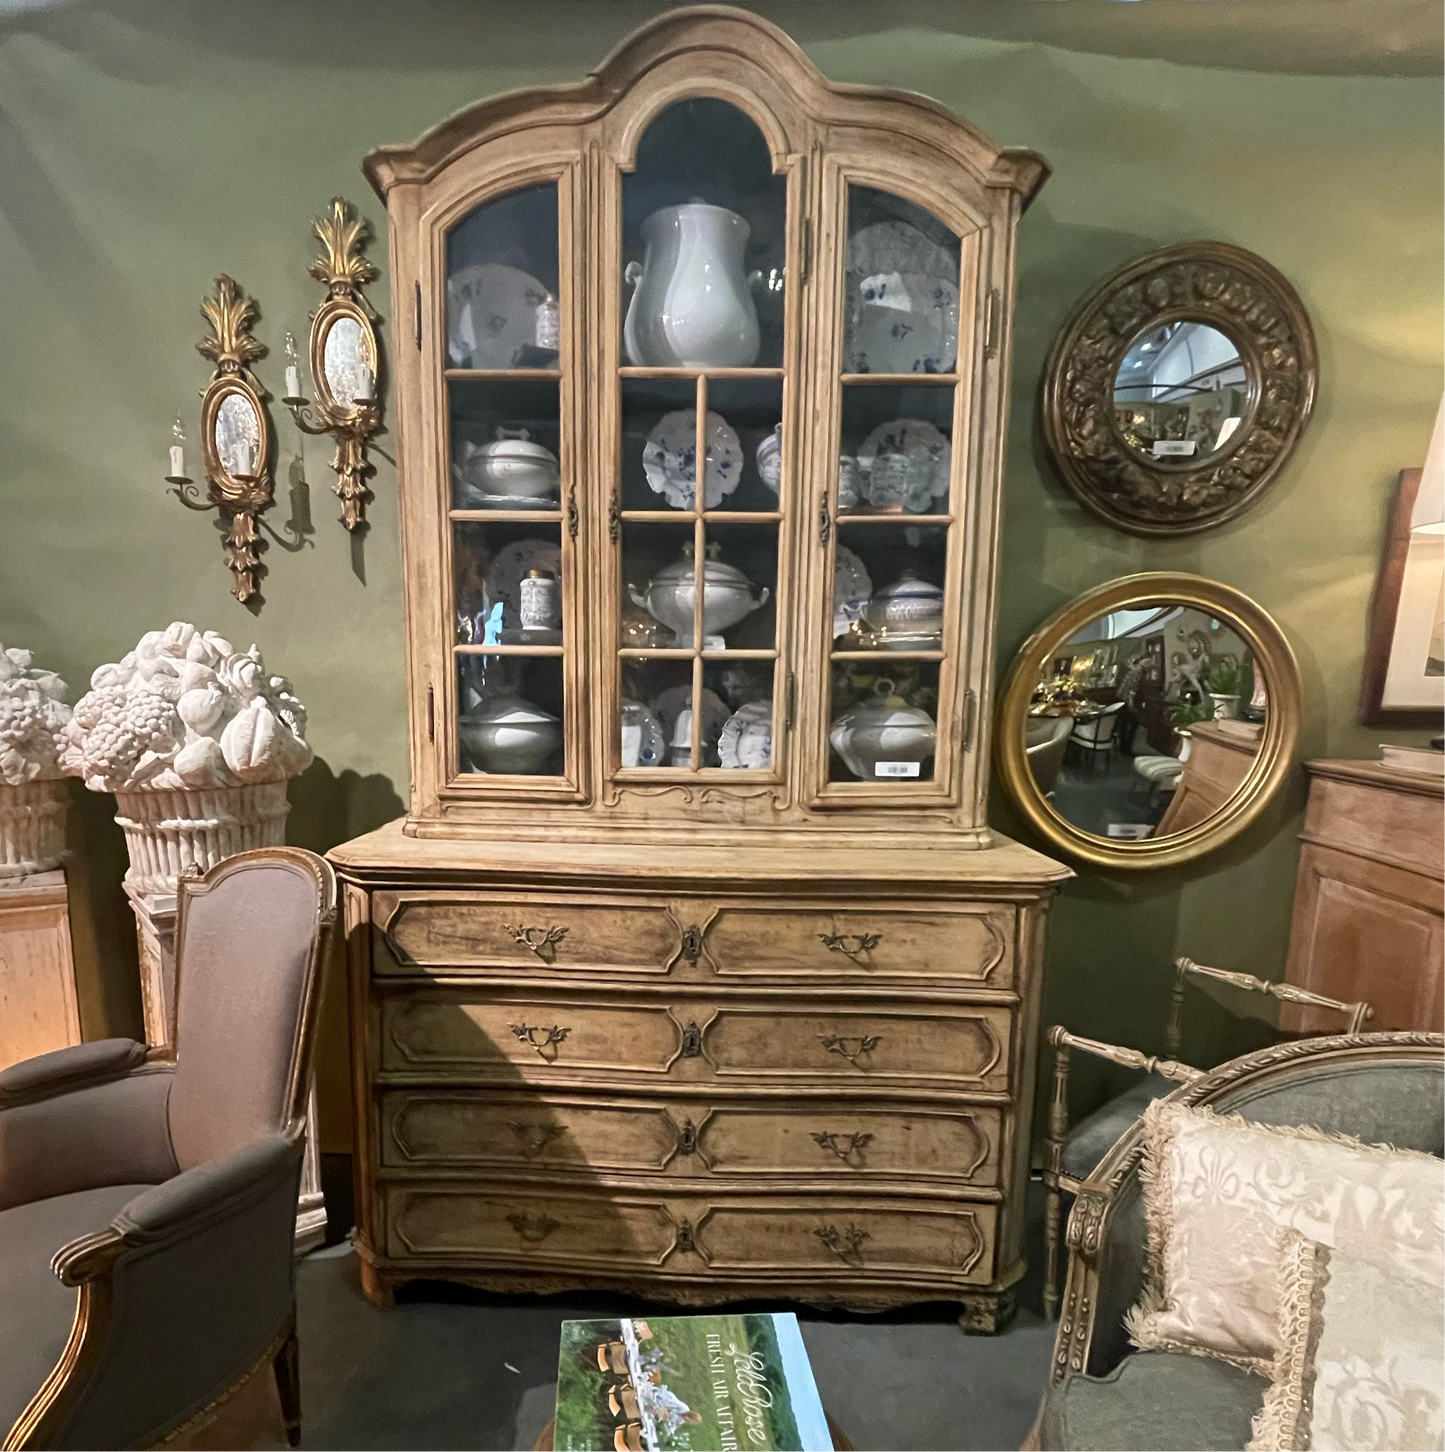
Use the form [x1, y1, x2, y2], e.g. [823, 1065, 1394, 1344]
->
[811, 1130, 873, 1165]
[510, 1023, 570, 1060]
[506, 1211, 560, 1244]
[818, 932, 881, 966]
[507, 923, 568, 964]
[679, 1021, 704, 1057]
[507, 1120, 564, 1157]
[819, 1033, 881, 1070]
[814, 1222, 870, 1267]
[680, 923, 704, 965]
[675, 1117, 700, 1156]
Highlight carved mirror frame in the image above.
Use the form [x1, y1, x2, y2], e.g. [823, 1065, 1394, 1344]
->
[995, 572, 1301, 870]
[1040, 242, 1317, 537]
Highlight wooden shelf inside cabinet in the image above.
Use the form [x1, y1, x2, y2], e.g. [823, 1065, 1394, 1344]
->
[343, 3, 1062, 1334]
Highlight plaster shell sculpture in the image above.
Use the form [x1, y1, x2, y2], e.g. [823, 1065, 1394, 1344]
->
[62, 622, 313, 894]
[0, 644, 72, 877]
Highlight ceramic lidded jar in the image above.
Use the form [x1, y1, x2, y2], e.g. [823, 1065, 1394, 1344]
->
[623, 204, 761, 368]
[463, 427, 560, 502]
[862, 570, 945, 647]
[457, 690, 561, 776]
[629, 542, 769, 648]
[829, 679, 937, 780]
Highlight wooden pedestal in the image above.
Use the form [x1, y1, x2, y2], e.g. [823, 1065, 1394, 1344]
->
[128, 885, 328, 1250]
[1284, 760, 1443, 1032]
[0, 870, 80, 1070]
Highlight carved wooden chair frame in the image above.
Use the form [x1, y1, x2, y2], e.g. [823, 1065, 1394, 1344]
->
[1048, 1031, 1442, 1387]
[1040, 956, 1372, 1317]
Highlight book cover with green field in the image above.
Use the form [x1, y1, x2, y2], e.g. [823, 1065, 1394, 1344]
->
[554, 1312, 832, 1452]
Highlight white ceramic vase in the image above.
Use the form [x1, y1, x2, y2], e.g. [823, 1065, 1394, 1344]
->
[0, 777, 68, 878]
[112, 781, 292, 895]
[624, 204, 761, 368]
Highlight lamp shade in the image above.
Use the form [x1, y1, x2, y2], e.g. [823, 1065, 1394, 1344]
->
[1413, 394, 1445, 533]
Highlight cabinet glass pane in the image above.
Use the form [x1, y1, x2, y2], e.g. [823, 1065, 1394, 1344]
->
[455, 521, 563, 646]
[832, 523, 947, 653]
[828, 660, 940, 785]
[622, 99, 786, 370]
[837, 382, 954, 518]
[706, 660, 775, 770]
[704, 523, 776, 650]
[449, 379, 560, 512]
[456, 654, 565, 779]
[446, 183, 560, 370]
[844, 186, 961, 378]
[619, 658, 693, 768]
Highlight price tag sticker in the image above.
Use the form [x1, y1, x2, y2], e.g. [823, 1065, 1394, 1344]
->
[702, 635, 726, 651]
[1151, 439, 1197, 457]
[874, 761, 921, 778]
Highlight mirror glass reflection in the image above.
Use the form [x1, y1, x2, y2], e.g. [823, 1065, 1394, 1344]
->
[323, 316, 370, 407]
[1025, 601, 1267, 841]
[214, 393, 261, 479]
[1113, 321, 1247, 463]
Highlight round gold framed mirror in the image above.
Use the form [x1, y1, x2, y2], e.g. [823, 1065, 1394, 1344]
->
[996, 573, 1300, 869]
[1040, 242, 1316, 537]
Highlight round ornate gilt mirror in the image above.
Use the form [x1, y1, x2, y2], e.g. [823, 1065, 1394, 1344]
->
[1041, 242, 1316, 536]
[996, 574, 1300, 869]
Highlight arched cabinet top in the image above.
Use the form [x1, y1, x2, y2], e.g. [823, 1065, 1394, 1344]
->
[361, 5, 1049, 208]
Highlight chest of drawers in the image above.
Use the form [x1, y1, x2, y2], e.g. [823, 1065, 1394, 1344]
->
[333, 825, 1068, 1331]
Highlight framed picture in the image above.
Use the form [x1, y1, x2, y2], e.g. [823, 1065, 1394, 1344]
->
[1360, 467, 1445, 727]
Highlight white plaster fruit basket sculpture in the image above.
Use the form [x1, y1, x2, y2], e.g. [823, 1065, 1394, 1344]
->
[0, 644, 73, 877]
[62, 623, 313, 893]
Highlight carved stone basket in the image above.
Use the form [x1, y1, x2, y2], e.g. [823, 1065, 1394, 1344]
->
[0, 776, 69, 879]
[112, 781, 291, 894]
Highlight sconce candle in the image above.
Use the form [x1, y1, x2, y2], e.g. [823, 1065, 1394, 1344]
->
[285, 365, 302, 401]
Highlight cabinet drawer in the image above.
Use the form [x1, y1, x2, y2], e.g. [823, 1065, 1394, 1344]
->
[377, 989, 1012, 1092]
[380, 1091, 681, 1174]
[373, 890, 684, 976]
[378, 1090, 1001, 1188]
[695, 1198, 996, 1284]
[379, 992, 686, 1080]
[702, 1001, 1011, 1090]
[385, 1185, 677, 1267]
[702, 903, 1014, 987]
[694, 1102, 1001, 1187]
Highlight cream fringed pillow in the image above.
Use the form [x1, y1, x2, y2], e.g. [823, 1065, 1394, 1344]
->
[1127, 1100, 1444, 1370]
[1249, 1232, 1444, 1452]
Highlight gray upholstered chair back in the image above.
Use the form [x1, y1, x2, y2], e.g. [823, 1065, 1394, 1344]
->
[1075, 1034, 1444, 1379]
[167, 850, 336, 1171]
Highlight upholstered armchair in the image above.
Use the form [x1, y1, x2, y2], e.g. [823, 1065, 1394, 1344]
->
[1036, 1032, 1444, 1451]
[0, 847, 337, 1451]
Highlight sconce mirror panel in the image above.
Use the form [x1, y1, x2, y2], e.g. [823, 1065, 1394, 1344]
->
[213, 390, 263, 482]
[1041, 242, 1316, 537]
[320, 312, 372, 411]
[996, 573, 1300, 869]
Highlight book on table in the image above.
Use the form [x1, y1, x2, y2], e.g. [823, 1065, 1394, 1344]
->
[553, 1312, 833, 1452]
[1378, 743, 1445, 776]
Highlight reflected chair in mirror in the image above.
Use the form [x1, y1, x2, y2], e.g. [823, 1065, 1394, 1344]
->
[0, 847, 337, 1450]
[1036, 1033, 1442, 1451]
[1067, 701, 1124, 775]
[1040, 955, 1372, 1317]
[1027, 716, 1075, 797]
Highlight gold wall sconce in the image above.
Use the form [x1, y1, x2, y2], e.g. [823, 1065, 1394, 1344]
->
[282, 197, 383, 531]
[167, 275, 275, 603]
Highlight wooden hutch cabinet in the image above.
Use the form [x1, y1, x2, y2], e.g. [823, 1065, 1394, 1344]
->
[331, 6, 1068, 1331]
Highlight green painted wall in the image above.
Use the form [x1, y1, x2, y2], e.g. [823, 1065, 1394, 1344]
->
[1, 1, 1439, 1150]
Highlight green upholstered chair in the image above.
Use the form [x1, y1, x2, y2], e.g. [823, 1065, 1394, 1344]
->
[1036, 1031, 1444, 1451]
[0, 848, 336, 1451]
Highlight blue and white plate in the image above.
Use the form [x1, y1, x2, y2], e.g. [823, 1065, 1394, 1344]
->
[857, 418, 952, 513]
[642, 409, 742, 511]
[845, 271, 960, 375]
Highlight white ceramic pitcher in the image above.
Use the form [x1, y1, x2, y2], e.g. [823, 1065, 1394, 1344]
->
[624, 203, 761, 368]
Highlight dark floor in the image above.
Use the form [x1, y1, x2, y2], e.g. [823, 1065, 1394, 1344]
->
[1050, 746, 1165, 839]
[296, 1184, 1056, 1451]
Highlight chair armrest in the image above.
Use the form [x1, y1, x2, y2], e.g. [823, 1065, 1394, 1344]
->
[35, 1131, 305, 1450]
[0, 1038, 147, 1105]
[0, 1061, 178, 1211]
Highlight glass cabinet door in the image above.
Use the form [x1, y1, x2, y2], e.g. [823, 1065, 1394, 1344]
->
[819, 184, 971, 798]
[610, 100, 791, 777]
[443, 179, 576, 786]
